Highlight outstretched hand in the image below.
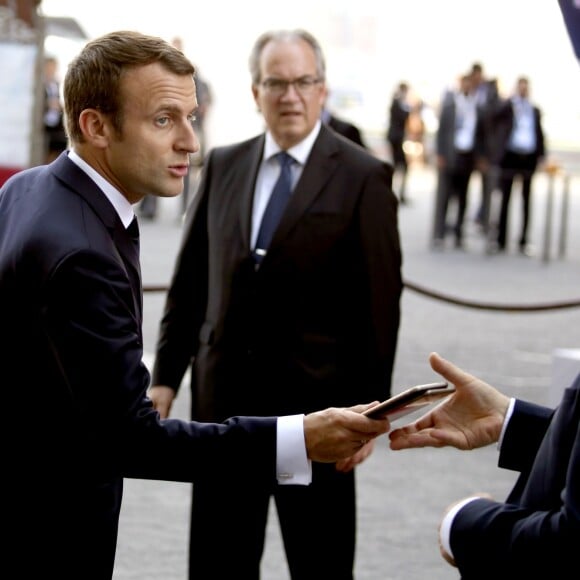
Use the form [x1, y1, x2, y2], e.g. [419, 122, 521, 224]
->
[389, 353, 510, 451]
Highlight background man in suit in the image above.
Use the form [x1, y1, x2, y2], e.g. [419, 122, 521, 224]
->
[0, 30, 391, 580]
[469, 63, 500, 234]
[433, 73, 487, 249]
[390, 352, 578, 579]
[43, 55, 68, 162]
[386, 81, 411, 204]
[149, 28, 402, 580]
[321, 102, 368, 149]
[491, 76, 546, 255]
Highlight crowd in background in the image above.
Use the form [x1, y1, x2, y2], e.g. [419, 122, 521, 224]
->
[381, 62, 547, 256]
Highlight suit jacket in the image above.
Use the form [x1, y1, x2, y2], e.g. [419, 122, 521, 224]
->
[474, 80, 500, 160]
[490, 98, 546, 167]
[153, 124, 402, 422]
[436, 94, 487, 170]
[450, 373, 580, 579]
[387, 96, 410, 143]
[326, 113, 368, 149]
[0, 152, 277, 579]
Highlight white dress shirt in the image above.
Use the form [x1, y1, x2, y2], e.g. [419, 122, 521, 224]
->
[453, 92, 478, 152]
[508, 97, 537, 153]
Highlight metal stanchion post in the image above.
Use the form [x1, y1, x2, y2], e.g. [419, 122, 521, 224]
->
[542, 161, 561, 262]
[430, 168, 447, 248]
[558, 174, 570, 260]
[542, 167, 556, 263]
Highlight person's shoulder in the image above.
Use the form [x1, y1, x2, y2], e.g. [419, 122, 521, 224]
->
[1, 163, 46, 190]
[326, 130, 388, 172]
[326, 116, 368, 149]
[210, 134, 263, 157]
[327, 114, 350, 131]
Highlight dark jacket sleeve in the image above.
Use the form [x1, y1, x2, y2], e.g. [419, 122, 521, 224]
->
[47, 247, 276, 484]
[498, 399, 553, 473]
[449, 379, 580, 579]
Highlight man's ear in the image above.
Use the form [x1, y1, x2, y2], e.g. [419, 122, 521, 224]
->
[251, 83, 261, 113]
[319, 84, 328, 108]
[78, 109, 112, 148]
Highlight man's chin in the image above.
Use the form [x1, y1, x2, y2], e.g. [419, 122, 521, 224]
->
[275, 125, 308, 148]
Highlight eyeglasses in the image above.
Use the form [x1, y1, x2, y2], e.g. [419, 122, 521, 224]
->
[260, 76, 322, 96]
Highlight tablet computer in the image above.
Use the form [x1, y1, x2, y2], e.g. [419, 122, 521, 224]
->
[363, 381, 455, 421]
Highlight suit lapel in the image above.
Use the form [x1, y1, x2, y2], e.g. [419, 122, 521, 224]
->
[268, 125, 340, 252]
[237, 136, 266, 253]
[51, 153, 119, 231]
[51, 153, 143, 322]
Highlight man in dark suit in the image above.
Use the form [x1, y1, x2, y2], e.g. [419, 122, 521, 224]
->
[149, 28, 402, 580]
[0, 31, 391, 580]
[491, 76, 546, 255]
[386, 81, 411, 204]
[390, 352, 579, 579]
[43, 55, 68, 162]
[322, 105, 368, 149]
[469, 63, 500, 233]
[433, 73, 487, 249]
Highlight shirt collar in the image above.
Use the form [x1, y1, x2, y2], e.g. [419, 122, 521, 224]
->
[263, 119, 322, 166]
[68, 149, 135, 228]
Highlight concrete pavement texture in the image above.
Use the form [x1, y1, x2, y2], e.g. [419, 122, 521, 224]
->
[114, 162, 580, 579]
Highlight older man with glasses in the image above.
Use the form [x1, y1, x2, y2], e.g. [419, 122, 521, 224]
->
[149, 28, 403, 580]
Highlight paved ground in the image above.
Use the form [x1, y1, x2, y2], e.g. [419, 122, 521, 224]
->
[113, 159, 580, 579]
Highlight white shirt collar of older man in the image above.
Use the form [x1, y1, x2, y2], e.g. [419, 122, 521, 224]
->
[263, 119, 322, 165]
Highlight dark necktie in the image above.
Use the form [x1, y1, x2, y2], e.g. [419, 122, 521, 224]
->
[126, 215, 143, 317]
[127, 216, 140, 269]
[253, 151, 294, 263]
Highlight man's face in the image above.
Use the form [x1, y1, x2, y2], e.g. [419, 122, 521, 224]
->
[517, 79, 529, 99]
[103, 62, 198, 204]
[252, 38, 327, 150]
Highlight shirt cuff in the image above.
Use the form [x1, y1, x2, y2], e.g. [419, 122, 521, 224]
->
[497, 397, 516, 450]
[276, 414, 312, 485]
[439, 496, 481, 558]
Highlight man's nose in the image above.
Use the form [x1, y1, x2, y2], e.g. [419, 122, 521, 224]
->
[180, 121, 200, 155]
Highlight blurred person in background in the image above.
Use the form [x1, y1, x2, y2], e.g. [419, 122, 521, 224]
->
[469, 62, 500, 234]
[321, 97, 368, 149]
[43, 55, 68, 163]
[433, 73, 487, 249]
[491, 76, 546, 256]
[386, 81, 411, 204]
